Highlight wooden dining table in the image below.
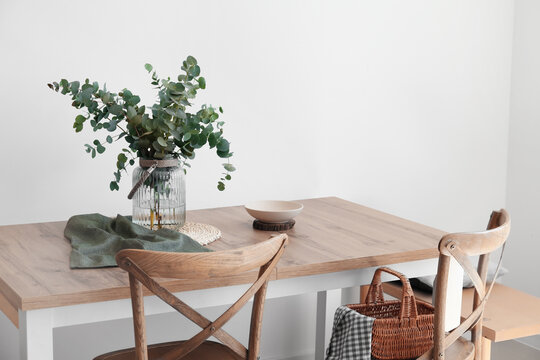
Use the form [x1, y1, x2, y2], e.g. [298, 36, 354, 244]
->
[0, 197, 463, 360]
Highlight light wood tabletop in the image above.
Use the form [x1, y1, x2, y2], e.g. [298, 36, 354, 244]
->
[0, 197, 445, 328]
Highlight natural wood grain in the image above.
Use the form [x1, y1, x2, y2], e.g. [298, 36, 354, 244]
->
[94, 340, 242, 360]
[481, 339, 491, 360]
[0, 197, 445, 312]
[463, 283, 540, 342]
[95, 235, 288, 360]
[436, 210, 510, 360]
[117, 237, 285, 279]
[129, 273, 147, 360]
[385, 210, 511, 360]
[0, 289, 18, 327]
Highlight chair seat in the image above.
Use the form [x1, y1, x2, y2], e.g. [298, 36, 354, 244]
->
[94, 340, 243, 360]
[440, 337, 475, 360]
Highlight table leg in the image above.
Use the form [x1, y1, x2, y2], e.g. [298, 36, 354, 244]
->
[315, 289, 342, 360]
[359, 284, 370, 304]
[19, 309, 53, 360]
[481, 338, 492, 360]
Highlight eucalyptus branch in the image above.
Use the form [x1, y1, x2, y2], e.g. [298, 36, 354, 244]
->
[48, 55, 235, 192]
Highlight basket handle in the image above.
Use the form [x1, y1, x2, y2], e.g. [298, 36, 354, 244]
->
[365, 267, 419, 319]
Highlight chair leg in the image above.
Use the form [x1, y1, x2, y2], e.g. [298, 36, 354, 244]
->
[360, 285, 370, 304]
[480, 338, 491, 360]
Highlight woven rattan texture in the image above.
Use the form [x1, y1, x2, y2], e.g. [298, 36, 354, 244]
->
[163, 222, 221, 246]
[347, 267, 435, 360]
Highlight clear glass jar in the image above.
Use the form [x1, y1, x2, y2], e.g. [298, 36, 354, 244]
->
[131, 159, 185, 229]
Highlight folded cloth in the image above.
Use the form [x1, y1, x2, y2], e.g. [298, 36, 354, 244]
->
[326, 305, 375, 360]
[65, 213, 211, 269]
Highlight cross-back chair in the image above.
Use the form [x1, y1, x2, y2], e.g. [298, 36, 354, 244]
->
[94, 234, 289, 360]
[417, 209, 511, 360]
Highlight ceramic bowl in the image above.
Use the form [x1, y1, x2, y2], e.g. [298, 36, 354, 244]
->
[244, 200, 304, 223]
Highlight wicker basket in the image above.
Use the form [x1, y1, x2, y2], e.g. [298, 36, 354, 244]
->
[347, 267, 435, 360]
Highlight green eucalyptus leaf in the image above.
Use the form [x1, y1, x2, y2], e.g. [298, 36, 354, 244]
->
[117, 153, 128, 163]
[102, 93, 111, 103]
[96, 144, 106, 154]
[127, 106, 137, 119]
[223, 163, 236, 172]
[88, 101, 98, 113]
[80, 89, 93, 104]
[217, 138, 230, 152]
[70, 81, 80, 94]
[208, 133, 217, 148]
[189, 65, 201, 77]
[106, 135, 113, 144]
[144, 63, 153, 72]
[122, 89, 133, 98]
[164, 108, 176, 117]
[107, 119, 118, 132]
[109, 104, 123, 116]
[217, 149, 232, 158]
[170, 130, 181, 140]
[198, 77, 206, 89]
[157, 137, 167, 147]
[110, 181, 119, 191]
[127, 95, 140, 106]
[165, 120, 175, 130]
[152, 140, 162, 152]
[217, 181, 225, 191]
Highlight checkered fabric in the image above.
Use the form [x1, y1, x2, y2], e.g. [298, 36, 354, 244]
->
[325, 305, 375, 360]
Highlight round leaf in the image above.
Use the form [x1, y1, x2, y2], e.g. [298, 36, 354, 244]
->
[109, 181, 119, 191]
[157, 137, 168, 147]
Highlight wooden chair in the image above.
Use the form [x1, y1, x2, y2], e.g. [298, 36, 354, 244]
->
[381, 282, 540, 360]
[94, 234, 289, 360]
[367, 210, 510, 360]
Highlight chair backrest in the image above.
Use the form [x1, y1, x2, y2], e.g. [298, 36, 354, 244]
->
[115, 234, 289, 360]
[424, 210, 510, 360]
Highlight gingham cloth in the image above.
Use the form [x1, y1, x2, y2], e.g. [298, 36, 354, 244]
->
[325, 305, 375, 360]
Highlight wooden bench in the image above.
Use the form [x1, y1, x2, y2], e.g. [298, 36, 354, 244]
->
[377, 282, 540, 360]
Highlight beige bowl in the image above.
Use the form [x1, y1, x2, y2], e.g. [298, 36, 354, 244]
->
[244, 200, 303, 223]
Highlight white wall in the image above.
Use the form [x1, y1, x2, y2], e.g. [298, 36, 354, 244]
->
[0, 0, 514, 359]
[506, 0, 540, 350]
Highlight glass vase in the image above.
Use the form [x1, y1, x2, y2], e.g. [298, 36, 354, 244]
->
[131, 159, 185, 229]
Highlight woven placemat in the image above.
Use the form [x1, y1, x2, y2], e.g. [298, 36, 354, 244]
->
[162, 222, 221, 246]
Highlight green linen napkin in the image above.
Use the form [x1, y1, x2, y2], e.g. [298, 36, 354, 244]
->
[65, 213, 211, 269]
